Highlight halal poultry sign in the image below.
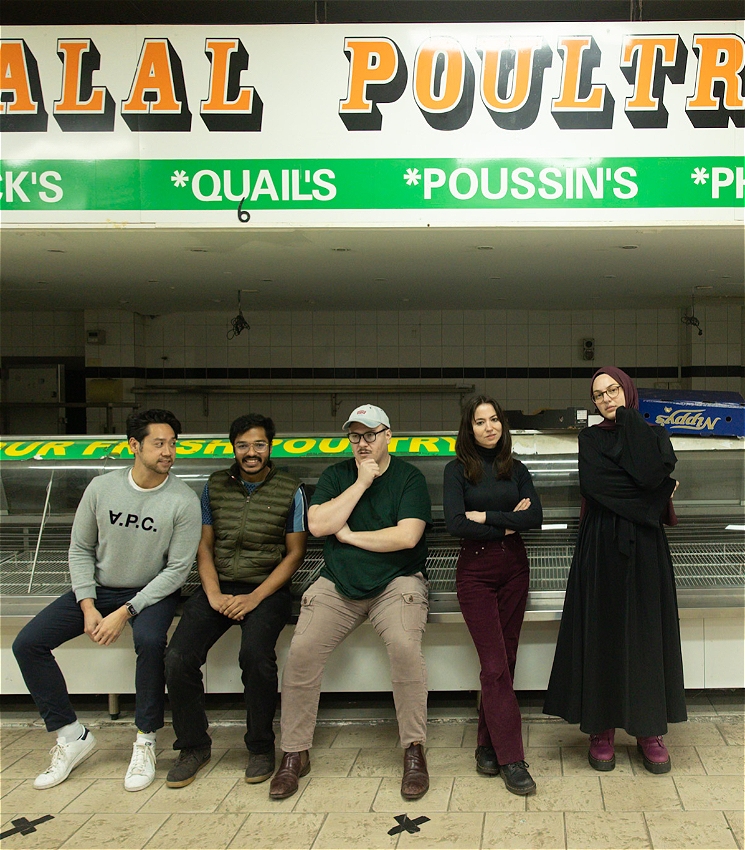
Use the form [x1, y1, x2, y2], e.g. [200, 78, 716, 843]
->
[0, 23, 743, 223]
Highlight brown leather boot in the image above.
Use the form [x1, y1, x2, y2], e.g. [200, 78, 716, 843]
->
[401, 743, 429, 800]
[268, 750, 310, 799]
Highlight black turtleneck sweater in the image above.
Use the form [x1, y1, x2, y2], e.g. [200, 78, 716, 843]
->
[443, 447, 543, 541]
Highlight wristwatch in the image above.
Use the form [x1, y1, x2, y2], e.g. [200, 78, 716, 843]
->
[125, 602, 138, 618]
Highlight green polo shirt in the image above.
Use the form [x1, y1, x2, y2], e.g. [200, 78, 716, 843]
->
[311, 456, 431, 600]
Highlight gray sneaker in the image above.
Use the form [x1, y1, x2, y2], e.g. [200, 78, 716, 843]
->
[244, 750, 275, 784]
[166, 746, 211, 788]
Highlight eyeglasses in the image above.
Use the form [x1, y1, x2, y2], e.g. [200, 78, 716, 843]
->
[347, 428, 387, 444]
[591, 384, 622, 404]
[235, 441, 270, 453]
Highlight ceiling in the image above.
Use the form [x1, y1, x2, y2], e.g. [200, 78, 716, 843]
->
[1, 224, 743, 314]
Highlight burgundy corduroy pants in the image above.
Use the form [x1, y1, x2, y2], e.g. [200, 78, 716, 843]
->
[456, 535, 530, 766]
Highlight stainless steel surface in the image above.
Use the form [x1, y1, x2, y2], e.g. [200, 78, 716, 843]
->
[2, 534, 742, 619]
[2, 432, 743, 620]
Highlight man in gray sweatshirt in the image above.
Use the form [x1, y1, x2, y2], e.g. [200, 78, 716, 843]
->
[13, 409, 201, 792]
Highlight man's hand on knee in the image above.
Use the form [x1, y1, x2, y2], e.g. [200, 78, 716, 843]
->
[80, 599, 103, 642]
[91, 607, 129, 645]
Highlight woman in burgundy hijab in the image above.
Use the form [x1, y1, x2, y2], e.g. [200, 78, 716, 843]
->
[543, 367, 686, 774]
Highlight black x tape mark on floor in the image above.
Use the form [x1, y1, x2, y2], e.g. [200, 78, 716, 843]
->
[0, 814, 55, 840]
[388, 814, 431, 835]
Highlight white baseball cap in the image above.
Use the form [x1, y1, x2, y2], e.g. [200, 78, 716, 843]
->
[342, 404, 391, 431]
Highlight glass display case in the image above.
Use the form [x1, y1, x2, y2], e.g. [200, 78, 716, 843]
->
[2, 432, 743, 616]
[2, 431, 743, 695]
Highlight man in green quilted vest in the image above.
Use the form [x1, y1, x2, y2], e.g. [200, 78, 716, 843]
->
[164, 413, 308, 788]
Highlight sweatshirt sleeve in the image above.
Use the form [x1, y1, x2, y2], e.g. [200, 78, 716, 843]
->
[68, 479, 100, 602]
[443, 461, 504, 541]
[128, 490, 202, 613]
[484, 462, 543, 531]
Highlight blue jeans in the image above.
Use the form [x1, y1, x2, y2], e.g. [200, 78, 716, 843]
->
[12, 587, 180, 734]
[165, 582, 291, 755]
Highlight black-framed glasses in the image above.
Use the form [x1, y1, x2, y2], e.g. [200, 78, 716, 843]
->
[347, 428, 387, 444]
[591, 384, 622, 404]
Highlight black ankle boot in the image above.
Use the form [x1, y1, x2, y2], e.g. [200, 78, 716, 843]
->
[499, 760, 536, 795]
[475, 745, 500, 776]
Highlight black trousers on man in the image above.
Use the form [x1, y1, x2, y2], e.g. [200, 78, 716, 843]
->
[165, 581, 291, 754]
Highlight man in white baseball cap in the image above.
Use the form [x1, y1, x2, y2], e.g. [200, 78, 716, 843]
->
[341, 403, 390, 431]
[270, 404, 432, 802]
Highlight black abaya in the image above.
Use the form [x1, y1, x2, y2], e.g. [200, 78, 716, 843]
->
[543, 406, 687, 736]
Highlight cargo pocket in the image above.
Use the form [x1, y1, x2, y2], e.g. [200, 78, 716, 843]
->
[401, 591, 428, 633]
[294, 590, 316, 636]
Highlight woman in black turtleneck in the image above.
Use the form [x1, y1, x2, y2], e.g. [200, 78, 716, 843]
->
[443, 395, 542, 796]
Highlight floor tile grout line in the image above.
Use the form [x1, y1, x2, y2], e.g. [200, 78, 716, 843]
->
[221, 809, 251, 850]
[641, 810, 655, 849]
[670, 774, 687, 812]
[723, 810, 744, 850]
[444, 774, 454, 814]
[477, 809, 486, 850]
[347, 746, 362, 777]
[141, 811, 190, 850]
[308, 810, 330, 850]
[598, 772, 607, 812]
[562, 810, 568, 850]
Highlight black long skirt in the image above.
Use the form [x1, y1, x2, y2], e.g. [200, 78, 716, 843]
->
[543, 505, 687, 736]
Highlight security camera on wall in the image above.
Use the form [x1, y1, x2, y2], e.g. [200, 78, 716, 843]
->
[582, 338, 595, 361]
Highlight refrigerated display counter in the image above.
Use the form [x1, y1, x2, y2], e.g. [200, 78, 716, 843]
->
[1, 432, 743, 696]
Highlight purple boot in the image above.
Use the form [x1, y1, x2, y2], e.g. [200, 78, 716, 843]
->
[637, 736, 671, 774]
[588, 729, 615, 771]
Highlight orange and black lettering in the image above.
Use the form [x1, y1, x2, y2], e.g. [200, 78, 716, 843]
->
[338, 37, 407, 131]
[477, 37, 552, 130]
[121, 38, 191, 131]
[551, 36, 614, 129]
[0, 39, 47, 132]
[620, 35, 687, 128]
[413, 37, 474, 131]
[200, 38, 262, 131]
[685, 33, 745, 128]
[54, 38, 115, 131]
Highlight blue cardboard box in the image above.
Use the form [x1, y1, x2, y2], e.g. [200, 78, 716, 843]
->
[638, 389, 745, 437]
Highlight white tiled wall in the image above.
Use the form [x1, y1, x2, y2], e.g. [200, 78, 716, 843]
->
[0, 311, 84, 358]
[1, 305, 742, 434]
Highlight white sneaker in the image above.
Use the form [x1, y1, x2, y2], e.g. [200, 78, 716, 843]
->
[124, 740, 156, 792]
[34, 729, 96, 789]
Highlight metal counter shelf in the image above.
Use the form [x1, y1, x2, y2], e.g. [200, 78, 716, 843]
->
[2, 529, 743, 622]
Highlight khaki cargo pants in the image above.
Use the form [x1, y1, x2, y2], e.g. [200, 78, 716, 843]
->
[279, 573, 429, 751]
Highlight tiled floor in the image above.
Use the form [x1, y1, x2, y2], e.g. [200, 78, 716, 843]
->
[1, 692, 743, 849]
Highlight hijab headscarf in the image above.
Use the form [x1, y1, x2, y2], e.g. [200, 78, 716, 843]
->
[591, 366, 638, 429]
[585, 365, 677, 525]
